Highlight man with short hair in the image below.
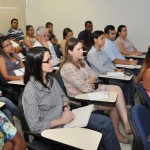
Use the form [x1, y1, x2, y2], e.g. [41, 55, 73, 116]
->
[103, 25, 138, 65]
[33, 26, 60, 66]
[7, 18, 24, 43]
[78, 21, 93, 51]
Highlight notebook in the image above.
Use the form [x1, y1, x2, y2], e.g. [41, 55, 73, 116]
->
[64, 105, 94, 128]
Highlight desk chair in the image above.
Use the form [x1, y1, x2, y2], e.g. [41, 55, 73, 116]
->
[128, 105, 150, 150]
[136, 82, 150, 108]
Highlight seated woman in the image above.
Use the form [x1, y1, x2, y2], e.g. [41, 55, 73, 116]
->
[0, 110, 26, 150]
[23, 25, 37, 49]
[87, 30, 134, 106]
[45, 22, 58, 45]
[60, 28, 73, 56]
[137, 46, 150, 97]
[60, 38, 132, 144]
[22, 46, 121, 150]
[116, 25, 143, 56]
[0, 36, 24, 81]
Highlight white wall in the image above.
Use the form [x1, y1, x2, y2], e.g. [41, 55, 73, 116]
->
[0, 0, 26, 35]
[26, 0, 150, 52]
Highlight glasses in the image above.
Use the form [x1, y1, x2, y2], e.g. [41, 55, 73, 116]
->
[42, 56, 52, 64]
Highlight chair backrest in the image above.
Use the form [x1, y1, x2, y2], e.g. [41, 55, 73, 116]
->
[128, 105, 150, 150]
[137, 82, 150, 108]
[18, 93, 31, 136]
[54, 71, 67, 95]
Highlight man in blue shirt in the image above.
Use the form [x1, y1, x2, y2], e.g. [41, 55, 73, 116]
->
[102, 25, 138, 65]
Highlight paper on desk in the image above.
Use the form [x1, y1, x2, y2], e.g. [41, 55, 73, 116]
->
[88, 92, 108, 100]
[11, 40, 19, 48]
[14, 68, 25, 76]
[107, 72, 124, 77]
[115, 64, 135, 69]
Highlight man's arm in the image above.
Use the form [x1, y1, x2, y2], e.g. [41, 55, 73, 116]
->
[113, 58, 138, 65]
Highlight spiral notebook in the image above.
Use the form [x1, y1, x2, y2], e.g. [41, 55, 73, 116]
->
[64, 105, 94, 128]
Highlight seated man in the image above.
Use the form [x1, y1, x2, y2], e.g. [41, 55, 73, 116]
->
[33, 26, 60, 66]
[7, 18, 24, 43]
[102, 25, 139, 76]
[78, 21, 93, 51]
[103, 25, 138, 65]
[0, 110, 26, 150]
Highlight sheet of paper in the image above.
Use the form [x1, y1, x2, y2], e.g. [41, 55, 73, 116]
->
[115, 64, 135, 69]
[88, 92, 108, 100]
[14, 68, 25, 76]
[11, 40, 19, 48]
[107, 72, 125, 77]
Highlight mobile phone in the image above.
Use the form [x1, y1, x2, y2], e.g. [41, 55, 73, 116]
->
[124, 72, 132, 76]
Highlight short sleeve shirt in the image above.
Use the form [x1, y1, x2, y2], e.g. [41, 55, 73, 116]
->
[0, 111, 17, 149]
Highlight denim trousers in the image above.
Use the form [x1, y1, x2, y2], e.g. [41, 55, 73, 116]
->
[0, 97, 21, 124]
[86, 113, 121, 150]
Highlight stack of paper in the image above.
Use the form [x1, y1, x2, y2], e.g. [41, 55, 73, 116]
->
[64, 105, 94, 128]
[107, 72, 125, 78]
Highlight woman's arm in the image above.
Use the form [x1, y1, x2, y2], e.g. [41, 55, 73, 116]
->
[0, 57, 23, 81]
[117, 42, 142, 56]
[23, 36, 33, 48]
[61, 64, 93, 93]
[60, 40, 66, 56]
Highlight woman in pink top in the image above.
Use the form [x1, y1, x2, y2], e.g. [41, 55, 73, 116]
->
[137, 46, 150, 97]
[116, 25, 142, 56]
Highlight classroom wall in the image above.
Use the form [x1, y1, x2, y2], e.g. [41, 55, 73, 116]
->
[1, 0, 149, 52]
[0, 0, 26, 35]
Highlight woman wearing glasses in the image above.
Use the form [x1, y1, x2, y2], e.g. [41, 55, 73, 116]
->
[22, 46, 121, 150]
[0, 36, 24, 81]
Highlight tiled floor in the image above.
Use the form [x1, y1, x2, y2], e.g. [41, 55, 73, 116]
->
[14, 117, 133, 150]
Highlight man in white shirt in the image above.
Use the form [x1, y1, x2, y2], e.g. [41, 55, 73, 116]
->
[33, 26, 60, 66]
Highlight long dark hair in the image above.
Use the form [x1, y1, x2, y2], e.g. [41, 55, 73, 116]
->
[60, 38, 85, 69]
[63, 28, 72, 39]
[24, 47, 53, 88]
[116, 25, 126, 38]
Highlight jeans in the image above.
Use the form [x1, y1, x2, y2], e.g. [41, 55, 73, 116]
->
[0, 97, 21, 123]
[86, 113, 121, 150]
